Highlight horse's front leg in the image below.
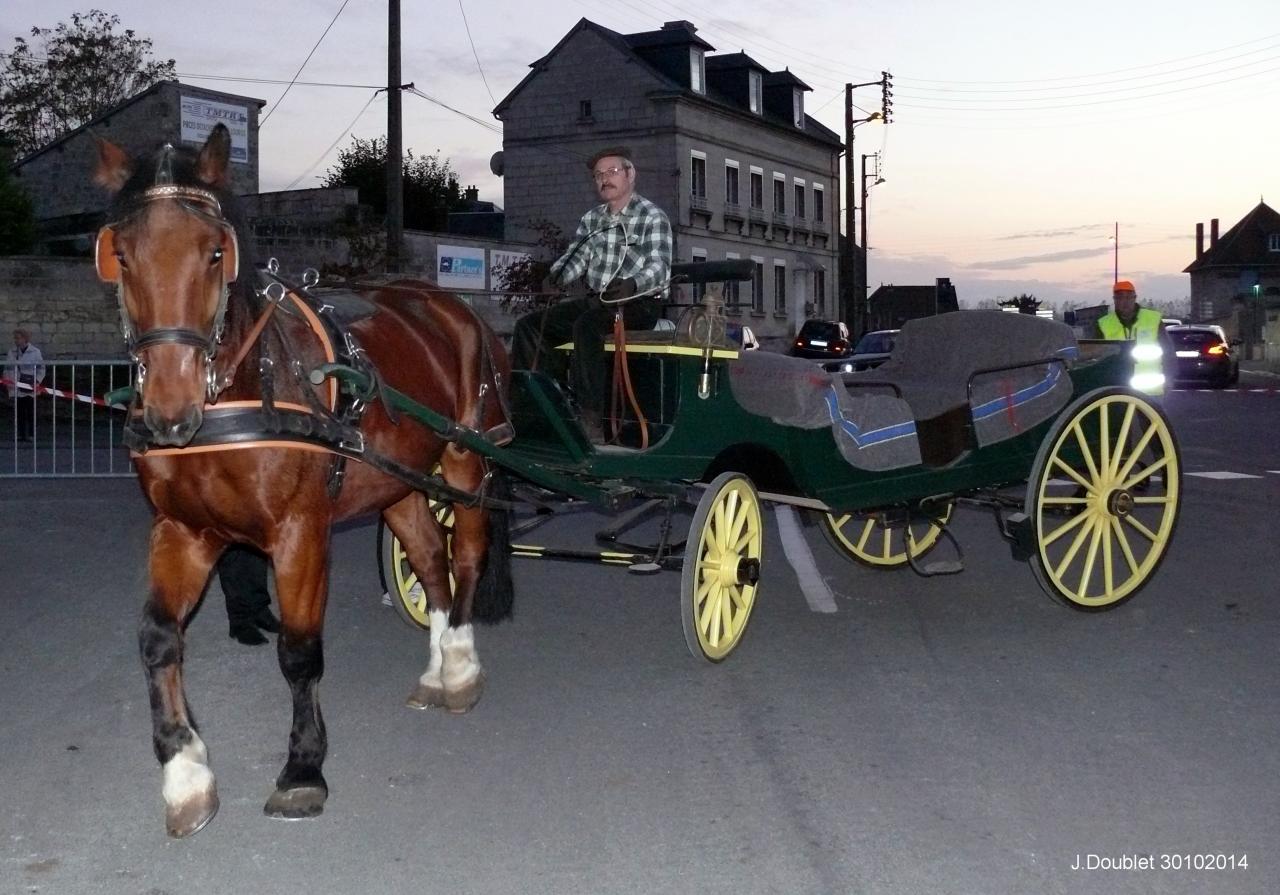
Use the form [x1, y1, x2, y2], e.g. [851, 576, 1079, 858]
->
[263, 522, 331, 820]
[142, 517, 221, 838]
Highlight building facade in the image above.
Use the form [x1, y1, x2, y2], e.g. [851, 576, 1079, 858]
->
[11, 80, 265, 255]
[494, 19, 843, 349]
[1184, 202, 1280, 361]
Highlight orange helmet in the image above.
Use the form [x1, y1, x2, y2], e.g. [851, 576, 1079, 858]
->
[1113, 279, 1136, 294]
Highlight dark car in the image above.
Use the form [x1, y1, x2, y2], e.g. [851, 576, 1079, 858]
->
[791, 319, 851, 360]
[821, 328, 900, 373]
[1164, 324, 1239, 387]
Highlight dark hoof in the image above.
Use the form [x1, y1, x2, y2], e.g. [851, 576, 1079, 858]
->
[406, 683, 447, 710]
[229, 623, 269, 646]
[166, 791, 219, 838]
[444, 671, 486, 714]
[264, 785, 328, 820]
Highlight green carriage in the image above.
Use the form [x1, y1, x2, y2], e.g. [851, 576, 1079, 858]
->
[363, 278, 1180, 663]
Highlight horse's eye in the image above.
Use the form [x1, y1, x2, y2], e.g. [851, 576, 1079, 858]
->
[210, 247, 223, 266]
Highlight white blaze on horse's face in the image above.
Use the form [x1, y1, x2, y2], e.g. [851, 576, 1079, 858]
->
[116, 201, 231, 445]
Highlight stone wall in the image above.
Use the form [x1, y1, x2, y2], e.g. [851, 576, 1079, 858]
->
[0, 257, 123, 358]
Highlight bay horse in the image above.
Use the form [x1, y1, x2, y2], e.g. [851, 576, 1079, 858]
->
[93, 124, 514, 837]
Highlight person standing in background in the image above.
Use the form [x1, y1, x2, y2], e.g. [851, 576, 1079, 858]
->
[4, 328, 46, 441]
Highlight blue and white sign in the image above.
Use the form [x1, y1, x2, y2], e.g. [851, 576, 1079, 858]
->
[437, 245, 486, 290]
[180, 96, 251, 163]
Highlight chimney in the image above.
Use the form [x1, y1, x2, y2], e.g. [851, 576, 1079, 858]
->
[1210, 218, 1219, 246]
[464, 185, 479, 202]
[1196, 222, 1204, 259]
[662, 20, 696, 32]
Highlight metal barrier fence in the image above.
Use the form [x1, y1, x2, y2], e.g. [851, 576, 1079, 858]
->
[2, 359, 137, 477]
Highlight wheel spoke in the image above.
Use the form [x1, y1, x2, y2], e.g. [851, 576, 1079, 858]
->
[880, 526, 892, 560]
[1121, 513, 1159, 544]
[1051, 455, 1094, 491]
[1107, 402, 1137, 479]
[1102, 513, 1115, 595]
[1113, 424, 1158, 485]
[855, 519, 874, 552]
[1053, 514, 1097, 579]
[1069, 419, 1102, 485]
[1042, 496, 1090, 505]
[1076, 518, 1105, 601]
[721, 586, 736, 637]
[1121, 455, 1169, 491]
[1041, 505, 1093, 547]
[699, 586, 720, 640]
[1110, 516, 1140, 577]
[1098, 402, 1110, 477]
[1132, 495, 1172, 505]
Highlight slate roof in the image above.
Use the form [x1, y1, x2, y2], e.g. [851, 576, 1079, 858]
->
[1183, 201, 1280, 272]
[493, 18, 841, 149]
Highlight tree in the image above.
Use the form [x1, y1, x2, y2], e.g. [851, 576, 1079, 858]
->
[493, 219, 568, 314]
[998, 294, 1042, 315]
[322, 136, 465, 232]
[1, 10, 176, 157]
[0, 132, 36, 252]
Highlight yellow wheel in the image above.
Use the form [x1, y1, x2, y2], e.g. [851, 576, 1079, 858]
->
[681, 472, 764, 662]
[377, 494, 455, 631]
[1026, 388, 1181, 610]
[821, 499, 953, 568]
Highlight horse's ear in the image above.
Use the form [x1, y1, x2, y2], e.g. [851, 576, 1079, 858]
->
[94, 138, 132, 193]
[195, 124, 232, 188]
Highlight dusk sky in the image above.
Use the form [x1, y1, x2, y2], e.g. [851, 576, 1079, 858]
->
[6, 0, 1278, 308]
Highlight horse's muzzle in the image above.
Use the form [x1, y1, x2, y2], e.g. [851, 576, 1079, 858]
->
[143, 405, 204, 447]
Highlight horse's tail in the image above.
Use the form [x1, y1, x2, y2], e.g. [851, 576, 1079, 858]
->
[472, 467, 514, 624]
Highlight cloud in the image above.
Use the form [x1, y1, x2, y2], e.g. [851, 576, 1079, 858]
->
[964, 245, 1115, 270]
[995, 224, 1110, 241]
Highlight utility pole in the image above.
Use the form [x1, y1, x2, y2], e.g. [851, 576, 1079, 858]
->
[861, 152, 878, 317]
[841, 71, 892, 337]
[386, 0, 403, 273]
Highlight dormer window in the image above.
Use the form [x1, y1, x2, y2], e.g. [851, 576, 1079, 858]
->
[793, 89, 804, 128]
[690, 48, 706, 94]
[749, 71, 763, 115]
[1270, 233, 1280, 252]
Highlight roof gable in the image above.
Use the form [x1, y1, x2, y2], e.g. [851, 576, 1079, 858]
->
[1184, 201, 1280, 272]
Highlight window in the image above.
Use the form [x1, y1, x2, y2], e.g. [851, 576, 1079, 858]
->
[773, 174, 786, 215]
[578, 99, 592, 119]
[690, 49, 706, 94]
[749, 71, 763, 115]
[793, 89, 804, 128]
[690, 248, 707, 301]
[773, 261, 787, 313]
[1270, 233, 1280, 252]
[749, 167, 764, 209]
[751, 257, 765, 312]
[690, 151, 707, 200]
[813, 269, 826, 316]
[813, 184, 825, 223]
[725, 252, 741, 306]
[724, 160, 740, 206]
[793, 179, 806, 220]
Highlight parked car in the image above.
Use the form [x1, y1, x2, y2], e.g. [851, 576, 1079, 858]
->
[1163, 324, 1239, 387]
[791, 319, 851, 360]
[821, 328, 900, 373]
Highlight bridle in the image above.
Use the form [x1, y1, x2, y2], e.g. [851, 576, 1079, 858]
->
[94, 182, 240, 402]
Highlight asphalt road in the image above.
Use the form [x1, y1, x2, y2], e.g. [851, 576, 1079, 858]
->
[1, 378, 1278, 895]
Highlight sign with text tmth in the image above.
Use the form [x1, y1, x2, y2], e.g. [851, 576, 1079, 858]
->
[180, 96, 251, 163]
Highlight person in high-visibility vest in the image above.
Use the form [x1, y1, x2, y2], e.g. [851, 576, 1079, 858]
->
[1092, 279, 1166, 396]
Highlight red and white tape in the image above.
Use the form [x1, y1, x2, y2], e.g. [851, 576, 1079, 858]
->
[1, 377, 129, 410]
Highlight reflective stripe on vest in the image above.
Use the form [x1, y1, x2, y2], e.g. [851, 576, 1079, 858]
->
[1098, 307, 1164, 395]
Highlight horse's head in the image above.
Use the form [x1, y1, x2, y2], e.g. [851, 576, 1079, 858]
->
[94, 125, 240, 446]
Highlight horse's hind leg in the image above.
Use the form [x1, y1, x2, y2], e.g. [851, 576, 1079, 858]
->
[263, 523, 332, 820]
[142, 519, 221, 838]
[382, 493, 453, 710]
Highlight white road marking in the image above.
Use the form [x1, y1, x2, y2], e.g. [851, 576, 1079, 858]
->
[773, 506, 838, 614]
[1186, 471, 1264, 480]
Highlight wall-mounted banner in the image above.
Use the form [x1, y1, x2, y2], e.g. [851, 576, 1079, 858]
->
[180, 96, 251, 163]
[490, 250, 531, 288]
[437, 245, 486, 290]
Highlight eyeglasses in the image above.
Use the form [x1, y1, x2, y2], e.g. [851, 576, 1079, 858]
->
[592, 166, 627, 182]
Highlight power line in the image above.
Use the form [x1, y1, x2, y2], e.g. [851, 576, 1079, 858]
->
[177, 72, 380, 89]
[260, 0, 352, 126]
[457, 0, 497, 106]
[282, 90, 382, 190]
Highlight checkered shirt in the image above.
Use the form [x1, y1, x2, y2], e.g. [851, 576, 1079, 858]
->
[549, 193, 672, 298]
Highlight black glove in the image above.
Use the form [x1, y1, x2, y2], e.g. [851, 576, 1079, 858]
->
[602, 277, 637, 302]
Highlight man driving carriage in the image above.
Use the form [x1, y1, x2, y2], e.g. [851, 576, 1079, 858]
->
[510, 146, 672, 442]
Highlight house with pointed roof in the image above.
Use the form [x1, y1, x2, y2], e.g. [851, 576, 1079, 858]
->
[1184, 201, 1280, 360]
[493, 19, 844, 347]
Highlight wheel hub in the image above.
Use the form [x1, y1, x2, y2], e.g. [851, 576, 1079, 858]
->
[1106, 489, 1135, 517]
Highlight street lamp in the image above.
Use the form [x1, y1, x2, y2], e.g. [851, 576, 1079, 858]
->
[1108, 222, 1118, 284]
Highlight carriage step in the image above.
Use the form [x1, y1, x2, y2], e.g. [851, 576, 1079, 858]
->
[918, 560, 964, 576]
[906, 522, 965, 577]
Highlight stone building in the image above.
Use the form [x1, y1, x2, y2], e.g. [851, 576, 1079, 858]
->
[11, 80, 265, 255]
[865, 278, 960, 332]
[1184, 202, 1280, 360]
[494, 19, 843, 349]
